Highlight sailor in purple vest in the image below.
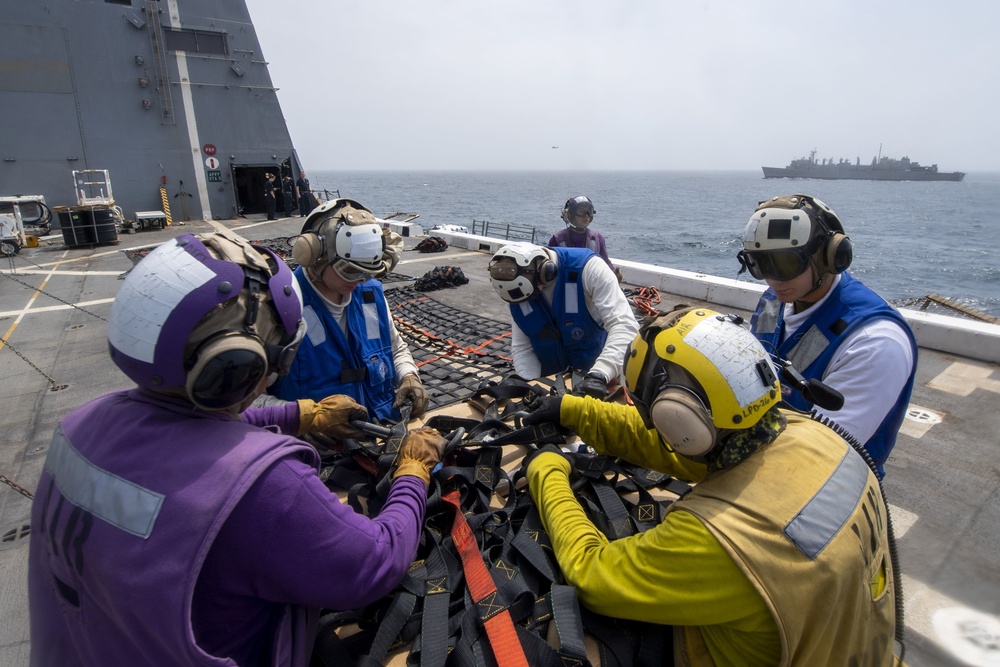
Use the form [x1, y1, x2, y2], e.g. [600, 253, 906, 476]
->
[488, 241, 638, 400]
[28, 230, 446, 666]
[737, 194, 917, 477]
[548, 195, 618, 276]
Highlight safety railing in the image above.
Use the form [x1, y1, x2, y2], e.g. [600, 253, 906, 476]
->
[471, 219, 544, 244]
[313, 188, 340, 202]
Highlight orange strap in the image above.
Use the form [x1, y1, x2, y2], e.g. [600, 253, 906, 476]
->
[443, 489, 529, 667]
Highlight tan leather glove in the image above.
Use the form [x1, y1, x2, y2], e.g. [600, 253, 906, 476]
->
[297, 395, 367, 440]
[394, 373, 429, 418]
[393, 427, 447, 484]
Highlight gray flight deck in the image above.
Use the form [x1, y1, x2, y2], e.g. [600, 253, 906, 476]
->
[1, 215, 998, 666]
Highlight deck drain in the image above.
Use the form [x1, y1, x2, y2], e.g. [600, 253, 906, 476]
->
[906, 407, 941, 425]
[0, 523, 31, 551]
[68, 324, 85, 330]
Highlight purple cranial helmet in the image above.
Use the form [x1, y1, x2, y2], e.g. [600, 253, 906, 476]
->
[107, 231, 303, 410]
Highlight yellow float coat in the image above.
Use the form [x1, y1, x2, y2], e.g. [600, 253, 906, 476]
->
[528, 398, 894, 666]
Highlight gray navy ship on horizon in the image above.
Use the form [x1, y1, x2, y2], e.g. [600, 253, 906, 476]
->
[763, 149, 966, 182]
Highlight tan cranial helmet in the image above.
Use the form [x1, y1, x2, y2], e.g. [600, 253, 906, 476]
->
[291, 198, 402, 280]
[738, 194, 853, 280]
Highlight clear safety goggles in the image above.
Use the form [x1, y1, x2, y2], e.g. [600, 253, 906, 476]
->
[738, 248, 811, 282]
[331, 259, 371, 283]
[488, 257, 527, 281]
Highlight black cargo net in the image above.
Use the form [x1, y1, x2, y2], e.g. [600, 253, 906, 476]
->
[385, 285, 513, 411]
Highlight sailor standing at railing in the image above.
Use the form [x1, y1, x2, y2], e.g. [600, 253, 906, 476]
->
[549, 195, 618, 275]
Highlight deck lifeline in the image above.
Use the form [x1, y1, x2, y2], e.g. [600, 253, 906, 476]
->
[1, 215, 998, 666]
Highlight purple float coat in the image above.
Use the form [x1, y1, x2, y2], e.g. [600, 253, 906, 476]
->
[29, 389, 427, 666]
[548, 226, 614, 269]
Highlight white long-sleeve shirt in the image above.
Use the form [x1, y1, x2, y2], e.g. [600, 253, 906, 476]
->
[511, 254, 639, 382]
[780, 274, 914, 444]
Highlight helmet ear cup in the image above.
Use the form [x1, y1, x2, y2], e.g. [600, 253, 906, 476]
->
[822, 233, 853, 274]
[540, 258, 557, 284]
[185, 333, 269, 411]
[291, 232, 325, 269]
[648, 388, 717, 457]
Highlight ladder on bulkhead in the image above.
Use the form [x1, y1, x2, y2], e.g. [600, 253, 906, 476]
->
[144, 0, 176, 125]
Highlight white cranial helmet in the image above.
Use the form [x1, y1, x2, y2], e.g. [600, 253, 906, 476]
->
[487, 242, 551, 303]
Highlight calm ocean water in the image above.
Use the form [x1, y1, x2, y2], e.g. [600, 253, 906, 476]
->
[310, 170, 1000, 318]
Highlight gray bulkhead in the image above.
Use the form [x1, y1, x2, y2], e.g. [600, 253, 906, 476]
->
[0, 0, 300, 223]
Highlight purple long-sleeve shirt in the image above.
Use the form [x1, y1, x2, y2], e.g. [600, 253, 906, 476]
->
[29, 389, 426, 666]
[193, 454, 427, 663]
[204, 399, 428, 663]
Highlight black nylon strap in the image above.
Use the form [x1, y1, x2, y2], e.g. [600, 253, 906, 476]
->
[310, 403, 699, 667]
[356, 590, 417, 665]
[591, 482, 636, 539]
[550, 583, 589, 661]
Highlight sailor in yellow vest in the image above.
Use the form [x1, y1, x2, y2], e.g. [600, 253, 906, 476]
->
[522, 307, 898, 666]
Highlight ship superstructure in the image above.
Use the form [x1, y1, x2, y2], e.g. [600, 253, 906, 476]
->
[0, 0, 301, 222]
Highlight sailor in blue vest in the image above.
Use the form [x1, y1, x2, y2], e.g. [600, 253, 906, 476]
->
[737, 194, 917, 477]
[268, 198, 428, 421]
[488, 242, 638, 399]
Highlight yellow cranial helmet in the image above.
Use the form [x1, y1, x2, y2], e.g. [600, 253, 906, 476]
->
[624, 307, 780, 457]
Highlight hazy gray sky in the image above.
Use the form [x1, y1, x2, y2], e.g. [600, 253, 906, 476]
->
[244, 1, 999, 172]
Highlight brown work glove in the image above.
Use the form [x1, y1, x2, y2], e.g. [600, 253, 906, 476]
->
[393, 427, 447, 484]
[296, 395, 367, 440]
[394, 373, 429, 418]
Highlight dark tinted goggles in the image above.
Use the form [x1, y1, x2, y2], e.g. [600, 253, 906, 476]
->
[190, 349, 269, 409]
[623, 335, 668, 431]
[572, 204, 594, 218]
[488, 257, 536, 281]
[739, 249, 811, 282]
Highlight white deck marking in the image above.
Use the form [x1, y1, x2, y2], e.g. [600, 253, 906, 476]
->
[887, 504, 918, 538]
[928, 362, 1000, 397]
[399, 250, 483, 265]
[903, 574, 1000, 667]
[0, 298, 115, 318]
[12, 270, 124, 276]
